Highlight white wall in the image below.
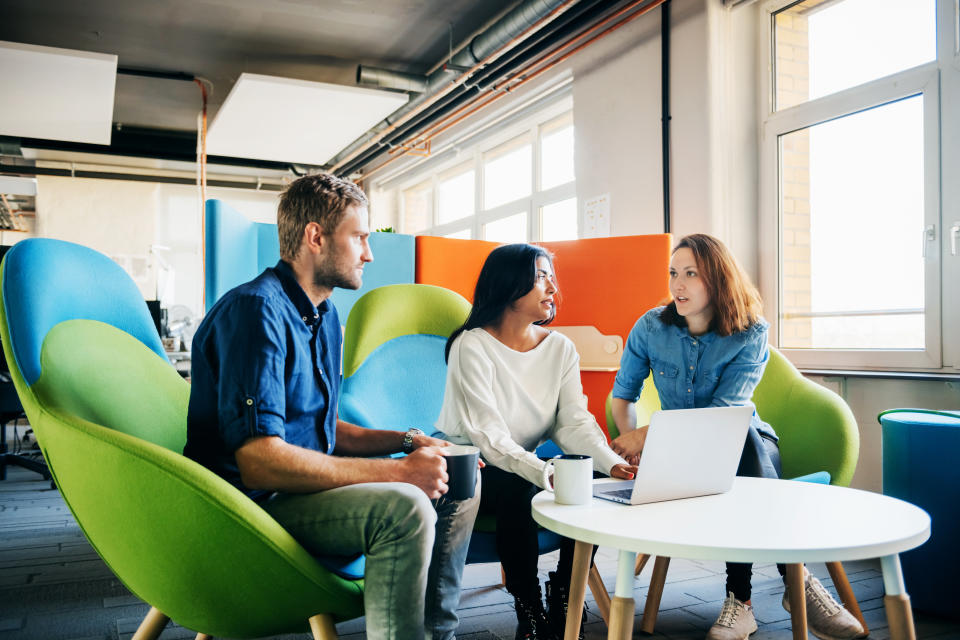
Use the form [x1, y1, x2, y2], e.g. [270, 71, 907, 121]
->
[33, 175, 278, 317]
[36, 176, 161, 299]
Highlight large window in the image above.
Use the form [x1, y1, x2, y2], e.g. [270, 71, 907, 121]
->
[759, 0, 957, 370]
[398, 106, 577, 243]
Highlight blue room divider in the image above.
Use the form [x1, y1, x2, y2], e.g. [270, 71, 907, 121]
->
[204, 199, 414, 322]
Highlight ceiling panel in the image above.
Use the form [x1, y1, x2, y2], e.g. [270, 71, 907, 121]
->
[0, 40, 117, 144]
[206, 73, 408, 165]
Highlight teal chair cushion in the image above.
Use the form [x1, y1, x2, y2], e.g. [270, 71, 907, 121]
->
[341, 334, 450, 431]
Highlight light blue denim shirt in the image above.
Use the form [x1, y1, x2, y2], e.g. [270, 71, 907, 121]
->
[612, 306, 775, 439]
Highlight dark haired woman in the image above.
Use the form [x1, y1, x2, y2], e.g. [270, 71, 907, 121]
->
[436, 243, 636, 640]
[610, 234, 862, 640]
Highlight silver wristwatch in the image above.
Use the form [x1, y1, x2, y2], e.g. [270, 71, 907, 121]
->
[402, 428, 424, 454]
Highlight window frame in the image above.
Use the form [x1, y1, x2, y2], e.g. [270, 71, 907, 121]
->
[396, 100, 577, 243]
[758, 0, 944, 370]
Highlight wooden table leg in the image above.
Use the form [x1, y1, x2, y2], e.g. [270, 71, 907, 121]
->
[634, 553, 650, 576]
[608, 549, 637, 640]
[826, 561, 869, 636]
[881, 555, 917, 640]
[785, 563, 808, 640]
[588, 564, 612, 625]
[639, 556, 670, 634]
[565, 541, 592, 640]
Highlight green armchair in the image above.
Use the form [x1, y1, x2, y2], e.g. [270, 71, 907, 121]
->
[0, 239, 363, 640]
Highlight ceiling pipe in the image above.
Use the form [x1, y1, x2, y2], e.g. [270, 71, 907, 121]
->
[339, 0, 615, 176]
[356, 66, 428, 93]
[330, 0, 578, 173]
[354, 0, 610, 164]
[351, 0, 665, 179]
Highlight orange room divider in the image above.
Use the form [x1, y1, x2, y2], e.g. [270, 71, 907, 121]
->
[416, 234, 672, 436]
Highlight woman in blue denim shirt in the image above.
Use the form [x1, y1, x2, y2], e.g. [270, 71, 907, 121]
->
[608, 235, 862, 640]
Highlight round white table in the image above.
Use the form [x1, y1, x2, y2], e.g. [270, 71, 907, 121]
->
[532, 477, 930, 640]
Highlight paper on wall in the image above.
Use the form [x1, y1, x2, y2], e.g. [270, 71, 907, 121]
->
[583, 194, 610, 238]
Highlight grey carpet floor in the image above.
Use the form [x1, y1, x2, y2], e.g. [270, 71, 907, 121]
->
[2, 464, 959, 640]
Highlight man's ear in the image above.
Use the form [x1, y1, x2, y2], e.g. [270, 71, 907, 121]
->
[302, 222, 325, 255]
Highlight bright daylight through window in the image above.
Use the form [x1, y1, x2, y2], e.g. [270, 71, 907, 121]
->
[398, 107, 577, 243]
[765, 0, 941, 366]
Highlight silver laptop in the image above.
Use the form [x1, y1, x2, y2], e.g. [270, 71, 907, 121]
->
[594, 405, 754, 505]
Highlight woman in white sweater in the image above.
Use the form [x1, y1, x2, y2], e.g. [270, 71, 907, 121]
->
[436, 243, 636, 640]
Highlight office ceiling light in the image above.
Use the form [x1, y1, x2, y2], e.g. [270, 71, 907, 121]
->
[0, 41, 117, 145]
[207, 73, 408, 166]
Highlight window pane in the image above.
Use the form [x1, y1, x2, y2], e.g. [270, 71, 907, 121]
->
[444, 228, 472, 240]
[540, 198, 577, 241]
[774, 0, 935, 111]
[437, 165, 474, 224]
[402, 180, 431, 234]
[484, 136, 532, 209]
[541, 118, 575, 190]
[779, 96, 925, 349]
[483, 212, 528, 243]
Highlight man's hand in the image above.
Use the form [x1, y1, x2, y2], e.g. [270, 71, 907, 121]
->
[398, 446, 449, 499]
[611, 425, 648, 466]
[610, 463, 638, 480]
[412, 432, 450, 450]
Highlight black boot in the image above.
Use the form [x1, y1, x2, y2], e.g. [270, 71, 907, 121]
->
[513, 585, 556, 640]
[545, 571, 586, 640]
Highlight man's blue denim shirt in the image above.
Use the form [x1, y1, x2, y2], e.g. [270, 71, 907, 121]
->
[185, 260, 341, 499]
[612, 306, 775, 438]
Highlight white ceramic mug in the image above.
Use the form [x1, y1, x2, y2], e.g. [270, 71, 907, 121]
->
[541, 454, 593, 505]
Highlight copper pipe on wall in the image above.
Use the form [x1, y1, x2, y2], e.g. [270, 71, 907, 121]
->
[329, 0, 582, 174]
[361, 0, 665, 182]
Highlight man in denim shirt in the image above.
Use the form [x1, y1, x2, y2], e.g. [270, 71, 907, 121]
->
[186, 173, 479, 640]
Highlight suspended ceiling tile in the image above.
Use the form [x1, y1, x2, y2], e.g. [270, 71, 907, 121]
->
[206, 73, 408, 166]
[0, 41, 117, 145]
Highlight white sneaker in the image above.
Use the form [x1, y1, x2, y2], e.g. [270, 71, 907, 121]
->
[782, 575, 864, 640]
[706, 592, 758, 640]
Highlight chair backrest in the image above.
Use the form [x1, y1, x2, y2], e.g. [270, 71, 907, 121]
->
[0, 239, 171, 444]
[751, 347, 858, 486]
[340, 283, 470, 431]
[605, 372, 661, 440]
[0, 238, 364, 636]
[604, 346, 858, 486]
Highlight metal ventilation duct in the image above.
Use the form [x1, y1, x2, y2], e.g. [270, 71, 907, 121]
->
[356, 66, 428, 93]
[331, 0, 571, 170]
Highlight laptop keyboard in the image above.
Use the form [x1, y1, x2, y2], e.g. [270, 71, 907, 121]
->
[607, 488, 634, 500]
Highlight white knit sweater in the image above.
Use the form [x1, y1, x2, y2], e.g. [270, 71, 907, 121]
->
[435, 328, 625, 488]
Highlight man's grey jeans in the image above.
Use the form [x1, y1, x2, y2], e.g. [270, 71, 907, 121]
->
[263, 479, 480, 640]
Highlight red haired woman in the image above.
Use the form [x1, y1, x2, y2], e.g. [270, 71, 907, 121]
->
[610, 234, 862, 640]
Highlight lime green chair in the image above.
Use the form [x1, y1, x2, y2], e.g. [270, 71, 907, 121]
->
[1, 239, 363, 640]
[602, 346, 867, 634]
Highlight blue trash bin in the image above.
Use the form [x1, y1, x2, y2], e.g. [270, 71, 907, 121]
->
[879, 409, 960, 620]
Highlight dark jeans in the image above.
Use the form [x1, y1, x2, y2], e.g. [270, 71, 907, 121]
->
[479, 464, 594, 601]
[726, 431, 786, 602]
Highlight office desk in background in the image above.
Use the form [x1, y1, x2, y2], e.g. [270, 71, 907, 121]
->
[532, 477, 930, 640]
[166, 351, 190, 378]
